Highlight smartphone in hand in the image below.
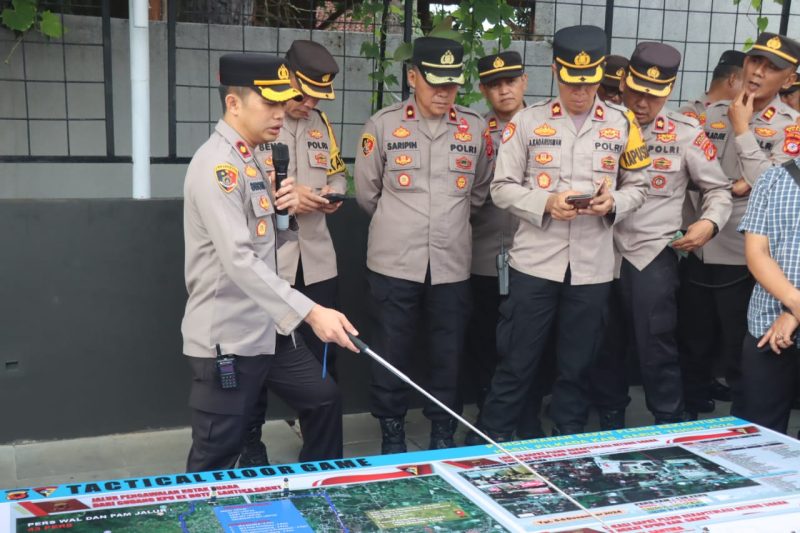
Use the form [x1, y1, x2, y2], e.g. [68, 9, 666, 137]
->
[565, 193, 593, 209]
[321, 193, 350, 203]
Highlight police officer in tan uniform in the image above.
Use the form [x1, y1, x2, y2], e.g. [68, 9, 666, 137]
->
[591, 42, 732, 428]
[598, 54, 628, 105]
[355, 37, 493, 453]
[478, 26, 650, 439]
[678, 49, 746, 412]
[182, 54, 357, 473]
[466, 51, 549, 442]
[680, 50, 745, 127]
[678, 33, 800, 418]
[242, 41, 347, 467]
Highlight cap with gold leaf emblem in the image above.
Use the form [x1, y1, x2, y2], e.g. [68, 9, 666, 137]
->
[747, 32, 800, 70]
[410, 37, 465, 86]
[477, 51, 524, 84]
[553, 25, 607, 84]
[626, 41, 681, 98]
[601, 54, 628, 89]
[219, 53, 301, 103]
[286, 40, 340, 100]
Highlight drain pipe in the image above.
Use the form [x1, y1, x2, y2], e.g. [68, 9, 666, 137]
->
[129, 0, 151, 199]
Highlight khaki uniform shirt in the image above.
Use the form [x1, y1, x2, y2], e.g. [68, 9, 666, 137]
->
[255, 109, 347, 285]
[695, 95, 799, 265]
[355, 98, 494, 285]
[615, 109, 732, 271]
[678, 95, 711, 228]
[470, 112, 520, 277]
[182, 120, 315, 358]
[680, 95, 709, 126]
[491, 97, 650, 285]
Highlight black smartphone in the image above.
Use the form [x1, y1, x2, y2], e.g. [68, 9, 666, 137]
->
[565, 193, 594, 209]
[322, 193, 351, 203]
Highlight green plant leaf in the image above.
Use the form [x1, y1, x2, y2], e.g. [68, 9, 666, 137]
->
[429, 28, 462, 41]
[360, 41, 380, 58]
[750, 0, 762, 10]
[1, 0, 36, 32]
[430, 15, 454, 36]
[39, 10, 63, 38]
[757, 15, 769, 33]
[393, 41, 413, 62]
[744, 37, 754, 51]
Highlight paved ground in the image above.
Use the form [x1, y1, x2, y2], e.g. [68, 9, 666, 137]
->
[2, 386, 798, 490]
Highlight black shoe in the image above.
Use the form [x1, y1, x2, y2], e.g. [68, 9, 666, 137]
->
[239, 427, 269, 468]
[709, 379, 732, 402]
[598, 408, 626, 431]
[429, 419, 457, 450]
[686, 398, 716, 414]
[552, 425, 584, 436]
[379, 417, 407, 454]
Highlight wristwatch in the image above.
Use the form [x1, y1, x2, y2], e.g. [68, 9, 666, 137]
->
[701, 218, 719, 237]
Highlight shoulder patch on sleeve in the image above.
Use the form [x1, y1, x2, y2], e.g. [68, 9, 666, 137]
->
[215, 163, 239, 193]
[360, 133, 376, 157]
[501, 122, 516, 143]
[619, 109, 651, 170]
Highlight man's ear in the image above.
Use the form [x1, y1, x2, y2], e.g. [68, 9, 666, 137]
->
[407, 65, 417, 90]
[781, 70, 797, 91]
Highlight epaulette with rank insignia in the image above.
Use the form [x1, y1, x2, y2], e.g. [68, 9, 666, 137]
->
[551, 102, 563, 118]
[593, 105, 605, 120]
[487, 117, 499, 131]
[761, 106, 776, 122]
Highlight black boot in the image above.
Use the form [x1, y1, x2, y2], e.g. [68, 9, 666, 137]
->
[379, 417, 407, 454]
[429, 419, 457, 450]
[238, 426, 269, 468]
[598, 408, 626, 431]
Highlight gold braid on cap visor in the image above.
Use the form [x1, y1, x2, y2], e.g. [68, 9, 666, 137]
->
[751, 44, 799, 65]
[555, 54, 605, 83]
[626, 65, 674, 97]
[253, 79, 302, 102]
[295, 70, 336, 100]
[479, 64, 524, 77]
[422, 70, 465, 85]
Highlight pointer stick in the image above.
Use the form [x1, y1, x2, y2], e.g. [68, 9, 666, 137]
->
[347, 333, 616, 533]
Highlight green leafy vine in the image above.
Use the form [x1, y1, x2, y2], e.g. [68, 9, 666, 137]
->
[1, 0, 64, 63]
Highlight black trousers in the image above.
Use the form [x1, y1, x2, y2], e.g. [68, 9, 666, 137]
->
[248, 261, 338, 434]
[678, 254, 754, 414]
[480, 267, 610, 432]
[593, 248, 683, 419]
[185, 334, 342, 473]
[293, 263, 339, 379]
[368, 269, 471, 421]
[738, 333, 800, 434]
[464, 274, 553, 437]
[591, 279, 632, 412]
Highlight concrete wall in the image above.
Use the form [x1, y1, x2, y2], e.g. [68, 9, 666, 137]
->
[0, 199, 409, 444]
[3, 3, 800, 199]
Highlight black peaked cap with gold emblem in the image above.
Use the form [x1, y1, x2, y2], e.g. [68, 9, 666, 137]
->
[219, 53, 301, 103]
[411, 37, 465, 86]
[553, 25, 607, 84]
[626, 42, 681, 98]
[602, 54, 628, 88]
[718, 49, 745, 68]
[478, 51, 524, 84]
[748, 32, 800, 69]
[286, 40, 339, 100]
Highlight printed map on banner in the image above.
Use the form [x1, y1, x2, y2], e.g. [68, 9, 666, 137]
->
[3, 418, 800, 532]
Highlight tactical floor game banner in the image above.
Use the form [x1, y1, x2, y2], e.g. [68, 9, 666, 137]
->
[3, 417, 800, 532]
